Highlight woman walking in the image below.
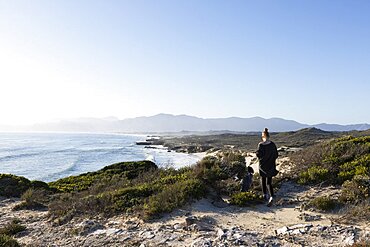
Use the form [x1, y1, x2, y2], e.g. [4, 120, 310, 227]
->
[256, 128, 278, 207]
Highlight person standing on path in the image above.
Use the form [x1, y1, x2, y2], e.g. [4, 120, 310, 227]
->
[256, 128, 279, 207]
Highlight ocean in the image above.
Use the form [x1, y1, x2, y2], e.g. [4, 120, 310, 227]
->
[0, 133, 202, 182]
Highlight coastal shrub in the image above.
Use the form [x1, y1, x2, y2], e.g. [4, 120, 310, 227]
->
[339, 200, 370, 225]
[291, 135, 370, 184]
[111, 184, 155, 212]
[48, 183, 153, 219]
[338, 154, 370, 183]
[0, 220, 26, 236]
[13, 188, 49, 211]
[216, 178, 240, 196]
[308, 196, 337, 211]
[0, 174, 32, 197]
[30, 180, 50, 190]
[193, 152, 246, 186]
[0, 234, 20, 247]
[144, 178, 206, 219]
[192, 156, 224, 183]
[298, 166, 330, 185]
[48, 161, 207, 221]
[230, 191, 263, 206]
[49, 161, 157, 192]
[340, 176, 370, 203]
[87, 174, 130, 196]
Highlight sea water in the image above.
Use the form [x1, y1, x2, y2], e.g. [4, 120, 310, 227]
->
[0, 133, 202, 182]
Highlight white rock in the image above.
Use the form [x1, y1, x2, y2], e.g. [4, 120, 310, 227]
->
[141, 231, 155, 239]
[105, 228, 123, 235]
[173, 223, 183, 230]
[275, 226, 289, 235]
[217, 228, 226, 239]
[343, 234, 355, 246]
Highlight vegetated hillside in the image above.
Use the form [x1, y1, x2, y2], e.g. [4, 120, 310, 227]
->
[160, 127, 345, 153]
[289, 135, 369, 221]
[0, 152, 259, 224]
[273, 127, 338, 147]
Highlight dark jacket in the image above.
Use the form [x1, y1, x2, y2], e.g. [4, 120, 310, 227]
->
[241, 172, 253, 192]
[256, 141, 279, 177]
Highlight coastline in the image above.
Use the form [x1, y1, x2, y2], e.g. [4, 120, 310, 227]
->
[0, 132, 204, 182]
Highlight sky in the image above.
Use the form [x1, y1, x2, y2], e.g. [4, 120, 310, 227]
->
[0, 0, 369, 126]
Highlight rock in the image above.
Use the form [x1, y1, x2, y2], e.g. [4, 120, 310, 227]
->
[141, 231, 155, 239]
[173, 223, 183, 230]
[299, 213, 322, 221]
[188, 222, 214, 232]
[105, 228, 123, 235]
[275, 226, 289, 235]
[343, 234, 355, 246]
[289, 223, 313, 230]
[185, 216, 198, 226]
[76, 220, 104, 235]
[191, 238, 213, 247]
[216, 228, 226, 240]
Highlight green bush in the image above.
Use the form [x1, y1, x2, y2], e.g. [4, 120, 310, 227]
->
[298, 166, 330, 185]
[0, 174, 55, 198]
[0, 220, 26, 236]
[48, 161, 208, 222]
[49, 161, 157, 192]
[340, 176, 370, 203]
[0, 234, 20, 247]
[229, 191, 263, 206]
[13, 188, 49, 211]
[338, 154, 370, 183]
[291, 135, 370, 185]
[192, 156, 224, 183]
[308, 196, 337, 211]
[111, 184, 155, 212]
[193, 152, 246, 187]
[339, 200, 370, 224]
[144, 178, 206, 218]
[0, 174, 32, 197]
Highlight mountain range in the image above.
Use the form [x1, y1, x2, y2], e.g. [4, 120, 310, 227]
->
[3, 114, 369, 133]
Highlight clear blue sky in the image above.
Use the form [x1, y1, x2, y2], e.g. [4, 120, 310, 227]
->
[0, 0, 369, 125]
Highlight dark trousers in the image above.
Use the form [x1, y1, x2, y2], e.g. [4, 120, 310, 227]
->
[261, 176, 273, 197]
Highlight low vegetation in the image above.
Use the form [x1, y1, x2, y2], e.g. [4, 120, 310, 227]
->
[230, 191, 263, 206]
[0, 220, 26, 236]
[0, 219, 25, 247]
[0, 174, 50, 198]
[307, 196, 338, 211]
[0, 234, 20, 247]
[48, 161, 158, 192]
[0, 150, 260, 223]
[292, 135, 370, 185]
[13, 188, 50, 211]
[291, 134, 370, 221]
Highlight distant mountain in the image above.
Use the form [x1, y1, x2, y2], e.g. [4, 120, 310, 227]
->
[312, 123, 370, 132]
[3, 113, 369, 133]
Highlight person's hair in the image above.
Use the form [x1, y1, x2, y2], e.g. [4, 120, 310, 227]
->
[262, 128, 270, 138]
